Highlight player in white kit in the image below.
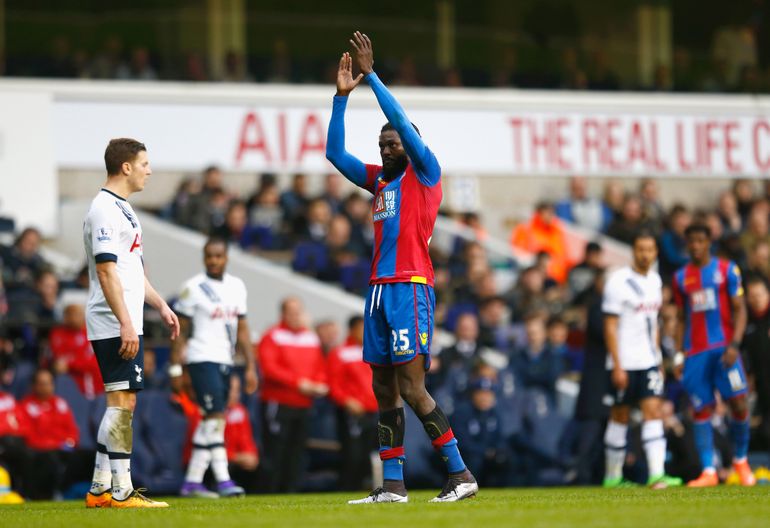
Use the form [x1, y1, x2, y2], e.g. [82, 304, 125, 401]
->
[602, 231, 682, 489]
[171, 237, 259, 498]
[84, 138, 180, 508]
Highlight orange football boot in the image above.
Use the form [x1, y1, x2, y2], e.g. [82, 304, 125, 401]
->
[687, 470, 719, 487]
[110, 489, 169, 508]
[733, 459, 757, 487]
[85, 490, 112, 508]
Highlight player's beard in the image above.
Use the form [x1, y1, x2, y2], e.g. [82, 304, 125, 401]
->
[382, 155, 408, 181]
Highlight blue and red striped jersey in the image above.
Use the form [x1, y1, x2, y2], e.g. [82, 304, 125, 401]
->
[326, 72, 442, 287]
[672, 258, 743, 355]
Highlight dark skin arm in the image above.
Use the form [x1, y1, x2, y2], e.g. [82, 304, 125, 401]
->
[604, 314, 628, 391]
[723, 295, 747, 367]
[336, 52, 364, 96]
[350, 31, 374, 74]
[237, 318, 259, 394]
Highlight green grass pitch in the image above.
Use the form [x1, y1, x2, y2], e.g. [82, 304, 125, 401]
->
[4, 487, 770, 528]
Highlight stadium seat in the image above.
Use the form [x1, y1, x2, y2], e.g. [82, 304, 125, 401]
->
[55, 374, 95, 451]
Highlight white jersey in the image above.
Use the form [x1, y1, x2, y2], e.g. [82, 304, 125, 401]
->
[83, 189, 145, 340]
[174, 272, 247, 365]
[602, 266, 662, 370]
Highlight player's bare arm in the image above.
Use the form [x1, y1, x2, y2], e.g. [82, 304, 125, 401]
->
[336, 52, 364, 97]
[604, 314, 628, 390]
[723, 294, 747, 367]
[96, 261, 138, 359]
[237, 318, 259, 394]
[350, 31, 374, 74]
[144, 276, 181, 340]
[169, 316, 191, 366]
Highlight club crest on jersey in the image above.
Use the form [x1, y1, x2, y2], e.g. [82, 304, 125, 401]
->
[713, 271, 724, 284]
[134, 364, 143, 383]
[373, 190, 397, 222]
[96, 227, 113, 242]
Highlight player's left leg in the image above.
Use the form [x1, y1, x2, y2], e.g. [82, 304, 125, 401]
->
[639, 396, 682, 488]
[717, 357, 755, 486]
[396, 359, 477, 502]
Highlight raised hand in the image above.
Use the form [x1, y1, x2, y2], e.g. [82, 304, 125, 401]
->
[350, 31, 374, 75]
[336, 52, 363, 96]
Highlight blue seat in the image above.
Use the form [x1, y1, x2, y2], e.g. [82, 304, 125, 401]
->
[4, 360, 35, 400]
[55, 374, 95, 450]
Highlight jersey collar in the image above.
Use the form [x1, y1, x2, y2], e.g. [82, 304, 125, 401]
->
[101, 188, 127, 201]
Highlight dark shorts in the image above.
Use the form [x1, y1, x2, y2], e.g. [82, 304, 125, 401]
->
[363, 282, 434, 370]
[91, 336, 145, 392]
[607, 366, 663, 407]
[188, 361, 231, 414]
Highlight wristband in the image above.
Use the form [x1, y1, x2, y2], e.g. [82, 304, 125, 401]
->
[673, 352, 685, 368]
[168, 364, 183, 378]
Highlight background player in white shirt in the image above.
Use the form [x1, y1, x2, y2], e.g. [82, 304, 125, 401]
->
[171, 237, 258, 498]
[602, 231, 681, 489]
[83, 138, 180, 508]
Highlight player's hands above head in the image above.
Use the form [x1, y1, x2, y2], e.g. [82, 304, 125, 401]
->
[611, 366, 629, 391]
[160, 304, 181, 340]
[336, 52, 364, 96]
[722, 345, 740, 367]
[244, 367, 259, 395]
[119, 323, 140, 360]
[350, 31, 374, 75]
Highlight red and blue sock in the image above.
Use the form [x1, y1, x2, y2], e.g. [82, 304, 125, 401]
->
[419, 405, 466, 475]
[378, 408, 406, 482]
[693, 406, 716, 471]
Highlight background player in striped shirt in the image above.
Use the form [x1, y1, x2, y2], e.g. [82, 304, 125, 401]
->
[602, 231, 681, 489]
[171, 237, 258, 498]
[326, 31, 476, 503]
[83, 138, 180, 508]
[672, 223, 755, 487]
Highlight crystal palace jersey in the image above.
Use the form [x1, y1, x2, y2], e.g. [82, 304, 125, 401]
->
[174, 272, 247, 366]
[672, 258, 743, 356]
[83, 189, 145, 340]
[326, 72, 442, 286]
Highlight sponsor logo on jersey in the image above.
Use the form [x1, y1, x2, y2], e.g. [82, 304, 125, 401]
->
[394, 348, 415, 356]
[129, 233, 142, 253]
[420, 332, 428, 346]
[373, 190, 397, 222]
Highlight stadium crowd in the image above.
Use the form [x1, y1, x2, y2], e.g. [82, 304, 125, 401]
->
[3, 171, 770, 499]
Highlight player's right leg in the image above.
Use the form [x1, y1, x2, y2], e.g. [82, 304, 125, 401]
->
[603, 404, 633, 488]
[88, 336, 168, 508]
[683, 351, 719, 487]
[639, 395, 682, 489]
[717, 359, 755, 486]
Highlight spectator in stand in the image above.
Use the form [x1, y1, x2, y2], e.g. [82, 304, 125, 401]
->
[478, 296, 515, 353]
[342, 192, 374, 259]
[510, 202, 572, 284]
[88, 36, 126, 79]
[606, 195, 650, 245]
[116, 47, 157, 80]
[745, 240, 770, 280]
[659, 205, 692, 280]
[211, 200, 255, 250]
[508, 266, 549, 323]
[743, 276, 770, 448]
[207, 189, 232, 235]
[296, 198, 332, 244]
[17, 369, 79, 499]
[318, 173, 346, 214]
[224, 376, 259, 493]
[567, 241, 604, 305]
[739, 201, 770, 258]
[0, 390, 25, 495]
[34, 270, 59, 327]
[555, 176, 612, 233]
[168, 178, 202, 226]
[48, 304, 102, 399]
[588, 49, 621, 90]
[183, 52, 209, 81]
[602, 180, 625, 222]
[281, 174, 311, 232]
[315, 319, 341, 357]
[186, 166, 226, 232]
[509, 314, 563, 400]
[327, 316, 378, 491]
[717, 190, 743, 237]
[266, 40, 292, 83]
[1, 227, 49, 294]
[451, 376, 508, 487]
[222, 50, 253, 82]
[733, 179, 756, 222]
[320, 215, 359, 282]
[433, 312, 483, 389]
[546, 315, 571, 368]
[639, 178, 666, 233]
[256, 297, 328, 493]
[247, 177, 284, 250]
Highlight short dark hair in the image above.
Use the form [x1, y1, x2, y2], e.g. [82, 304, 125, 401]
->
[204, 236, 229, 252]
[744, 273, 769, 291]
[631, 229, 657, 247]
[586, 241, 602, 254]
[381, 122, 421, 137]
[684, 223, 711, 239]
[348, 315, 364, 330]
[104, 138, 146, 175]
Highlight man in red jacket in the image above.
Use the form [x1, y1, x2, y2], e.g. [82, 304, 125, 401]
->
[49, 304, 103, 399]
[224, 376, 259, 493]
[328, 315, 378, 490]
[17, 369, 79, 499]
[0, 391, 26, 495]
[257, 296, 328, 492]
